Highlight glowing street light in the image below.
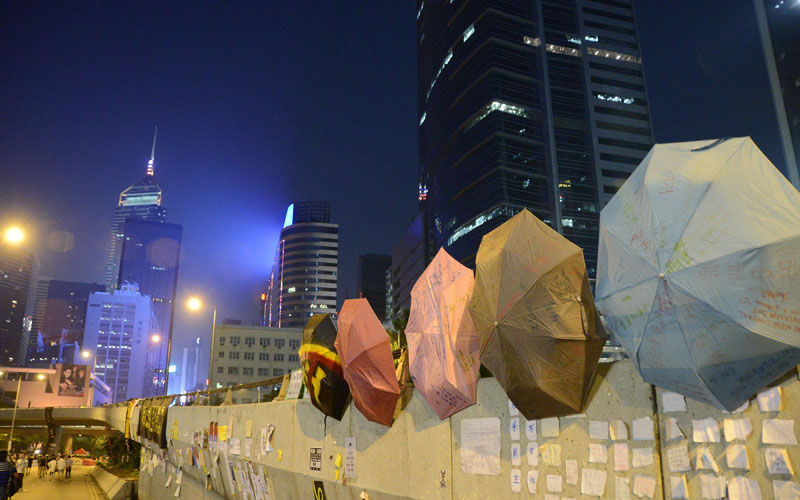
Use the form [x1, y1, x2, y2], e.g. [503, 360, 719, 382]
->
[81, 350, 91, 359]
[4, 226, 24, 245]
[151, 334, 161, 343]
[37, 374, 45, 380]
[187, 297, 202, 311]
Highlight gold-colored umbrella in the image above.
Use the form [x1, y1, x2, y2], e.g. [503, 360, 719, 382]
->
[469, 209, 607, 419]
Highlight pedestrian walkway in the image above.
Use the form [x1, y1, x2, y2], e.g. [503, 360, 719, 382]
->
[12, 465, 104, 500]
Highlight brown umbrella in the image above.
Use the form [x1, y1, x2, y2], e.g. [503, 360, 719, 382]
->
[468, 209, 607, 419]
[335, 298, 400, 426]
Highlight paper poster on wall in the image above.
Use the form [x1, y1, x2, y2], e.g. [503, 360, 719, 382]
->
[286, 370, 304, 399]
[345, 437, 356, 478]
[310, 447, 322, 471]
[57, 363, 88, 397]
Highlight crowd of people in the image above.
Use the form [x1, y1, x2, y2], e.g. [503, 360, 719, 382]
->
[0, 450, 75, 499]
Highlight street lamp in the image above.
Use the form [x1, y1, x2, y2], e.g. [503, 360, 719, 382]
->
[186, 296, 216, 390]
[3, 226, 24, 245]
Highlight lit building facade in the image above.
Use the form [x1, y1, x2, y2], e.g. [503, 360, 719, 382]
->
[209, 324, 303, 404]
[265, 202, 338, 329]
[117, 219, 182, 397]
[82, 284, 158, 403]
[754, 0, 800, 188]
[0, 242, 40, 366]
[417, 0, 654, 276]
[357, 254, 392, 322]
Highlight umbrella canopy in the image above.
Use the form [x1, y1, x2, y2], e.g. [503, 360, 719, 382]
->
[335, 298, 400, 426]
[469, 209, 607, 419]
[299, 314, 351, 420]
[406, 247, 481, 419]
[596, 137, 800, 410]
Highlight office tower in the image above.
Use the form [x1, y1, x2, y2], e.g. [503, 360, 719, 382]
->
[28, 280, 106, 367]
[357, 254, 392, 322]
[390, 213, 429, 318]
[209, 324, 303, 403]
[0, 241, 39, 366]
[417, 0, 654, 276]
[30, 276, 50, 341]
[105, 129, 167, 290]
[754, 0, 800, 188]
[264, 202, 338, 328]
[82, 283, 157, 403]
[117, 219, 182, 397]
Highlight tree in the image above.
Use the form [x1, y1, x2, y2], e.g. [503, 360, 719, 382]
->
[386, 307, 409, 352]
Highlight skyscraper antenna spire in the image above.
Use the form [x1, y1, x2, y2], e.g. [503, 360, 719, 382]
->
[147, 126, 157, 176]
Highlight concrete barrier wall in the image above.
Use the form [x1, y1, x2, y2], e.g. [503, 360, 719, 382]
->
[135, 361, 800, 500]
[89, 465, 137, 500]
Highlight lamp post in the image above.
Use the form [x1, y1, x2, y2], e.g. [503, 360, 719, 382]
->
[81, 350, 99, 406]
[187, 297, 216, 390]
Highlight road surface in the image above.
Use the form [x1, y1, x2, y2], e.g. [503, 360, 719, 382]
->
[12, 465, 105, 500]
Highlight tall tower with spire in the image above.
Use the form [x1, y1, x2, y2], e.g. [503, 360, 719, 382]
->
[104, 128, 167, 290]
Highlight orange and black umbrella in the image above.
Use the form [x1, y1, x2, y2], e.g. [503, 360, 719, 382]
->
[299, 314, 351, 420]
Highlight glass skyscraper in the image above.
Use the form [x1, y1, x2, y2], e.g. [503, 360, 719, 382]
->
[264, 202, 338, 328]
[0, 242, 39, 366]
[417, 0, 654, 277]
[117, 219, 182, 397]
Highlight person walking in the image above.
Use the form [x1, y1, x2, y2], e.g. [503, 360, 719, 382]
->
[13, 456, 24, 492]
[56, 455, 65, 481]
[47, 456, 56, 481]
[0, 451, 14, 500]
[64, 455, 73, 481]
[25, 456, 31, 476]
[37, 456, 45, 479]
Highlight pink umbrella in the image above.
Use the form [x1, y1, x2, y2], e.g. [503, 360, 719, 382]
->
[335, 298, 400, 426]
[407, 248, 481, 419]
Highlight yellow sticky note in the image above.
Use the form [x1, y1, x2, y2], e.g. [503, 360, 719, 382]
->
[245, 420, 253, 438]
[335, 469, 340, 481]
[170, 421, 179, 440]
[335, 454, 343, 468]
[218, 425, 228, 441]
[277, 449, 283, 462]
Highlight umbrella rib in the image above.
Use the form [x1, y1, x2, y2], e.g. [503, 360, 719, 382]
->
[649, 139, 746, 272]
[633, 282, 663, 372]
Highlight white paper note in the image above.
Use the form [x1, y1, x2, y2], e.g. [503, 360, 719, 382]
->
[616, 476, 631, 500]
[729, 476, 762, 500]
[230, 438, 242, 455]
[525, 419, 537, 441]
[566, 459, 578, 484]
[773, 480, 800, 500]
[461, 417, 501, 475]
[589, 443, 608, 464]
[165, 476, 172, 487]
[541, 443, 561, 466]
[590, 420, 609, 440]
[662, 392, 687, 412]
[667, 443, 690, 472]
[510, 417, 520, 441]
[763, 419, 797, 445]
[765, 448, 794, 475]
[632, 447, 654, 468]
[581, 468, 607, 497]
[758, 386, 782, 412]
[547, 474, 563, 493]
[509, 399, 519, 417]
[511, 442, 521, 466]
[699, 474, 726, 499]
[345, 437, 356, 478]
[244, 438, 252, 458]
[726, 444, 750, 469]
[544, 496, 559, 500]
[611, 420, 628, 441]
[633, 475, 656, 498]
[724, 418, 753, 441]
[527, 470, 538, 494]
[692, 418, 721, 443]
[541, 417, 560, 438]
[527, 442, 539, 466]
[174, 485, 181, 498]
[176, 470, 182, 485]
[632, 417, 655, 441]
[666, 417, 684, 441]
[695, 446, 720, 473]
[670, 475, 689, 499]
[614, 443, 629, 472]
[511, 469, 522, 493]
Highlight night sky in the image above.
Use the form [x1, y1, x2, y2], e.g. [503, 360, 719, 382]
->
[0, 0, 787, 380]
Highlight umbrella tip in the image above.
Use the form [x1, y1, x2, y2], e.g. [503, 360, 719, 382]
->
[658, 272, 666, 280]
[493, 321, 498, 327]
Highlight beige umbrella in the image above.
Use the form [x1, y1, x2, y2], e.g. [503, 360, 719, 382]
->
[469, 209, 607, 419]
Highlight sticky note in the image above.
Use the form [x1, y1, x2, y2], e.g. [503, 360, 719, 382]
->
[525, 420, 537, 441]
[511, 442, 521, 466]
[758, 387, 781, 412]
[510, 469, 522, 493]
[580, 468, 607, 497]
[541, 417, 560, 438]
[613, 443, 629, 472]
[632, 447, 654, 468]
[765, 448, 794, 475]
[695, 446, 720, 473]
[728, 476, 761, 500]
[335, 454, 342, 468]
[773, 480, 800, 500]
[667, 443, 690, 472]
[589, 443, 608, 464]
[615, 475, 631, 500]
[566, 459, 578, 484]
[527, 470, 539, 494]
[662, 392, 686, 412]
[510, 418, 520, 441]
[509, 399, 519, 417]
[670, 475, 689, 499]
[546, 474, 563, 493]
[245, 419, 253, 438]
[541, 443, 561, 466]
[699, 474, 726, 499]
[726, 444, 750, 470]
[218, 425, 228, 441]
[527, 442, 539, 466]
[632, 417, 654, 441]
[277, 449, 283, 462]
[692, 417, 721, 443]
[763, 419, 797, 445]
[724, 418, 753, 441]
[633, 475, 656, 499]
[610, 420, 628, 441]
[589, 420, 609, 440]
[665, 417, 684, 441]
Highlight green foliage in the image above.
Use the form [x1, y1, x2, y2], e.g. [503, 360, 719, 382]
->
[0, 431, 47, 454]
[91, 433, 142, 471]
[386, 307, 409, 352]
